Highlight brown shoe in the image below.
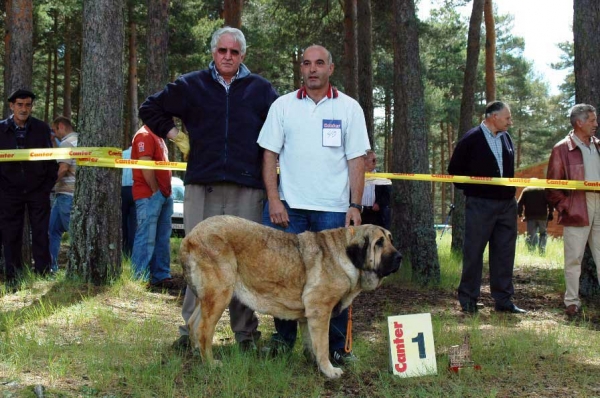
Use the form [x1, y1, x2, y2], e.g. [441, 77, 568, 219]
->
[565, 304, 579, 317]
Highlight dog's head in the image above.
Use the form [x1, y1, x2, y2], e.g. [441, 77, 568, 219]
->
[345, 225, 402, 290]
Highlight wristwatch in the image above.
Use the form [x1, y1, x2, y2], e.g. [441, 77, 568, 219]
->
[349, 203, 363, 213]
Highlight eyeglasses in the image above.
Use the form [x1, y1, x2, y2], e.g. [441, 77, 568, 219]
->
[217, 47, 241, 56]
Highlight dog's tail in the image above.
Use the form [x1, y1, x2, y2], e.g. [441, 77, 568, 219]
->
[179, 237, 201, 297]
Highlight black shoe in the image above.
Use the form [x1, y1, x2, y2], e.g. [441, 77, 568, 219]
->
[150, 278, 176, 290]
[495, 303, 527, 314]
[238, 340, 258, 353]
[172, 335, 191, 351]
[4, 279, 20, 294]
[461, 302, 478, 314]
[261, 340, 292, 358]
[331, 349, 358, 366]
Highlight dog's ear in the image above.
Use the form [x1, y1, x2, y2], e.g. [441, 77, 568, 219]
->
[346, 235, 369, 269]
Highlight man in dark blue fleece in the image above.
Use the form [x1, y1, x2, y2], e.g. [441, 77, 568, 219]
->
[139, 27, 278, 352]
[448, 101, 526, 315]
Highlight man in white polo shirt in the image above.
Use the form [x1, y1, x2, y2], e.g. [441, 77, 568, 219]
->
[257, 44, 370, 366]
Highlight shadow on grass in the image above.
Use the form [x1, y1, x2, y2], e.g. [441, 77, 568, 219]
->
[0, 275, 110, 332]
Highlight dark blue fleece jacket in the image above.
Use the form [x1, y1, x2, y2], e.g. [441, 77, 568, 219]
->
[139, 63, 278, 189]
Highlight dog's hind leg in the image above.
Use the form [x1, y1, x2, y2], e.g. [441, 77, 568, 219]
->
[192, 286, 234, 365]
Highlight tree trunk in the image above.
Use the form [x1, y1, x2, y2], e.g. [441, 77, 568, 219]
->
[343, 0, 358, 100]
[52, 11, 59, 119]
[392, 0, 440, 284]
[68, 0, 124, 284]
[44, 48, 51, 122]
[440, 122, 445, 223]
[63, 17, 72, 119]
[384, 87, 392, 171]
[357, 0, 374, 146]
[4, 0, 34, 265]
[573, 0, 600, 297]
[451, 0, 484, 253]
[223, 0, 243, 28]
[292, 50, 301, 89]
[3, 0, 33, 118]
[127, 1, 138, 144]
[484, 0, 496, 102]
[145, 0, 169, 98]
[145, 0, 169, 159]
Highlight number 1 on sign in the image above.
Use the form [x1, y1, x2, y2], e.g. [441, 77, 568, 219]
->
[412, 332, 426, 359]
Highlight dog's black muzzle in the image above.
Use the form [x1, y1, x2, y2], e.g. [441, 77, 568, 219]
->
[379, 251, 402, 277]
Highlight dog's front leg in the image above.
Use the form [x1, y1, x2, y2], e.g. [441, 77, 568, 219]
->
[306, 315, 343, 379]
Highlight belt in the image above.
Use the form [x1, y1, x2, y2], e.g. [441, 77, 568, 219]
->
[363, 206, 375, 211]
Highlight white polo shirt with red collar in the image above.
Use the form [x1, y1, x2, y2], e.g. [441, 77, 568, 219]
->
[257, 85, 370, 212]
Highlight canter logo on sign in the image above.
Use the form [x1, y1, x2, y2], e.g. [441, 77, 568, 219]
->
[387, 313, 437, 378]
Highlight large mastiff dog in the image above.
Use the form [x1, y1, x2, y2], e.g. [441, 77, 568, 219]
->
[180, 215, 402, 378]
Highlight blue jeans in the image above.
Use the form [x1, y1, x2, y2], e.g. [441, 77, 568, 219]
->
[49, 194, 73, 272]
[131, 191, 173, 284]
[262, 200, 349, 352]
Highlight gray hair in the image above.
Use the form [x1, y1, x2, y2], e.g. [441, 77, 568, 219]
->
[569, 103, 596, 127]
[303, 45, 333, 64]
[211, 27, 247, 55]
[484, 101, 508, 118]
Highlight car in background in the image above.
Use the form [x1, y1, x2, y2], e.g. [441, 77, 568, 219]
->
[171, 177, 185, 237]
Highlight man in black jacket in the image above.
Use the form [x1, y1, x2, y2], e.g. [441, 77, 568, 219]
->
[139, 27, 278, 352]
[448, 101, 526, 314]
[517, 186, 554, 254]
[0, 89, 57, 290]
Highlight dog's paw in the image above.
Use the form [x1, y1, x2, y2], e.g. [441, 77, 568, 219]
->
[321, 365, 344, 379]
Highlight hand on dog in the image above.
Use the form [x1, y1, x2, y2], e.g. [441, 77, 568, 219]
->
[268, 198, 290, 228]
[346, 207, 362, 227]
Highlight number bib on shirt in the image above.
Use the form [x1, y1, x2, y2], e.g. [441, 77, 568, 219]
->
[322, 119, 342, 147]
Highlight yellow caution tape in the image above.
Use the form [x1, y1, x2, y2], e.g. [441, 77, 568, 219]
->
[76, 157, 186, 171]
[0, 147, 597, 191]
[0, 147, 122, 161]
[369, 172, 598, 191]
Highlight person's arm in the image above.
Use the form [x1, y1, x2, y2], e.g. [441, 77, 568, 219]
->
[56, 162, 70, 181]
[545, 147, 568, 214]
[346, 156, 365, 227]
[139, 79, 185, 139]
[139, 155, 159, 193]
[517, 191, 525, 218]
[263, 149, 289, 227]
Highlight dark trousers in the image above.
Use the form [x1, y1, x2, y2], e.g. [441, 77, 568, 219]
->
[361, 207, 383, 227]
[458, 196, 517, 309]
[121, 186, 137, 257]
[2, 190, 52, 281]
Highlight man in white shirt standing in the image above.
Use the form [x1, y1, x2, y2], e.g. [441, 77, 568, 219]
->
[258, 44, 370, 366]
[49, 116, 78, 273]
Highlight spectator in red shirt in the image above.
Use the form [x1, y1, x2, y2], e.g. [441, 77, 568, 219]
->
[131, 125, 173, 288]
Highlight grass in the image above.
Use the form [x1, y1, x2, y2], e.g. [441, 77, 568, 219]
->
[1, 235, 600, 397]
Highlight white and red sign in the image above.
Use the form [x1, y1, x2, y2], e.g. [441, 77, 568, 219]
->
[387, 313, 437, 378]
